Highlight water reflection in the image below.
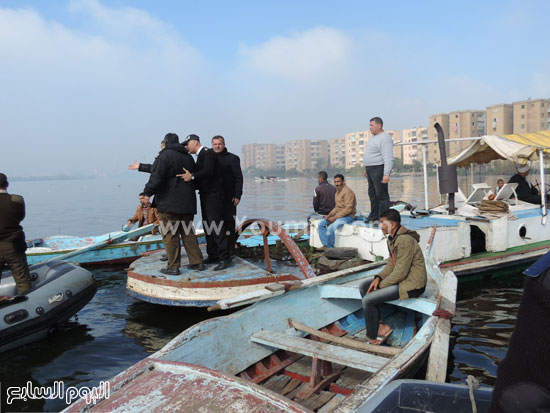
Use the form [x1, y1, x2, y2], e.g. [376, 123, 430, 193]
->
[449, 275, 524, 386]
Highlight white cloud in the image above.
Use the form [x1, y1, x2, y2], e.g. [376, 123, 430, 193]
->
[239, 27, 352, 81]
[0, 1, 204, 176]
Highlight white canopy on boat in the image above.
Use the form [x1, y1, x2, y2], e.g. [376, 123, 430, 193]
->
[448, 130, 550, 168]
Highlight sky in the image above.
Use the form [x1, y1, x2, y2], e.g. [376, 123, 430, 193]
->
[1, 0, 549, 176]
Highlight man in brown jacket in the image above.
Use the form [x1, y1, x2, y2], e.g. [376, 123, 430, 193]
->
[126, 192, 159, 234]
[359, 208, 427, 345]
[318, 174, 356, 248]
[0, 173, 32, 298]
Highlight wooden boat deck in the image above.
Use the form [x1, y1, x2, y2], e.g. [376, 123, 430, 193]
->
[126, 247, 303, 306]
[130, 247, 277, 283]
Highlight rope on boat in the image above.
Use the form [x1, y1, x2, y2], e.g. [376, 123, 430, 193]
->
[466, 375, 480, 413]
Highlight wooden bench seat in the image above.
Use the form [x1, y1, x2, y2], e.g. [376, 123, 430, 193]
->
[318, 284, 436, 316]
[250, 330, 387, 373]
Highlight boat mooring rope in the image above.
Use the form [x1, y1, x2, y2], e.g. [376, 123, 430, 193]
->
[466, 375, 480, 413]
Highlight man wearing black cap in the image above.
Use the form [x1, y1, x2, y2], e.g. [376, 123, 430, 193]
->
[211, 135, 243, 258]
[179, 134, 231, 270]
[0, 173, 32, 298]
[142, 133, 204, 275]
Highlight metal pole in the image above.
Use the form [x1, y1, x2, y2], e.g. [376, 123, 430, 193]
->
[435, 163, 442, 204]
[470, 163, 475, 189]
[539, 149, 547, 224]
[422, 144, 429, 210]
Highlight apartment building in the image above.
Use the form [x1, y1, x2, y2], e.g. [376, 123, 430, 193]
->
[387, 130, 403, 161]
[401, 127, 435, 164]
[241, 144, 256, 170]
[487, 104, 514, 135]
[513, 98, 550, 133]
[329, 137, 346, 168]
[344, 130, 370, 169]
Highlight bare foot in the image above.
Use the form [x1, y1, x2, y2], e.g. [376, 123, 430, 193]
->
[0, 295, 11, 302]
[367, 338, 382, 345]
[378, 323, 392, 337]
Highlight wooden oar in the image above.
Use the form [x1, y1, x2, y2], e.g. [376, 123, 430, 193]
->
[45, 224, 156, 263]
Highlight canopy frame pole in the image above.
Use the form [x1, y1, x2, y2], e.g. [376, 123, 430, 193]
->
[435, 162, 442, 204]
[422, 143, 429, 209]
[470, 163, 475, 194]
[539, 149, 547, 224]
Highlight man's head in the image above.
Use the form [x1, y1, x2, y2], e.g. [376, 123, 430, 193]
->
[0, 173, 8, 190]
[380, 209, 400, 236]
[211, 135, 226, 153]
[318, 171, 328, 184]
[183, 134, 201, 154]
[138, 192, 150, 207]
[161, 133, 179, 150]
[517, 164, 530, 177]
[334, 174, 345, 190]
[369, 117, 384, 135]
[497, 179, 504, 188]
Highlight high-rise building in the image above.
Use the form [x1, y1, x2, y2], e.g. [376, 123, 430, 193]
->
[241, 144, 256, 170]
[429, 111, 485, 158]
[344, 130, 370, 169]
[387, 130, 403, 161]
[310, 140, 329, 171]
[447, 109, 486, 154]
[513, 98, 550, 133]
[486, 104, 513, 135]
[329, 137, 346, 168]
[275, 145, 285, 169]
[402, 127, 434, 165]
[284, 139, 329, 172]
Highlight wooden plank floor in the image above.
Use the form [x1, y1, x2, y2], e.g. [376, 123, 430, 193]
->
[255, 326, 397, 411]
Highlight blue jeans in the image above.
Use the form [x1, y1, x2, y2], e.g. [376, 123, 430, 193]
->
[318, 216, 353, 248]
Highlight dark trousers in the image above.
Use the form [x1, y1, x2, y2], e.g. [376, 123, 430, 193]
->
[359, 278, 425, 340]
[158, 213, 203, 269]
[0, 241, 32, 295]
[200, 191, 230, 261]
[222, 199, 237, 257]
[365, 165, 390, 222]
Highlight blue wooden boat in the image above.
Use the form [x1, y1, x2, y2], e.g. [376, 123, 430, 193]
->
[26, 225, 165, 266]
[26, 221, 307, 267]
[67, 247, 457, 412]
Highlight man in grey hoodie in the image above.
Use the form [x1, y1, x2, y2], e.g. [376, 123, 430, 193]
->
[363, 117, 394, 223]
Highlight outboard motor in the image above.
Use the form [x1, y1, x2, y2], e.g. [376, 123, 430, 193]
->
[435, 123, 458, 214]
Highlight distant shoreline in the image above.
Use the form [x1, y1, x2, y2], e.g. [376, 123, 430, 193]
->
[10, 176, 96, 182]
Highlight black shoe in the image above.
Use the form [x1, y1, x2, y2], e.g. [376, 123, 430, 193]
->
[203, 256, 220, 264]
[214, 260, 232, 271]
[187, 263, 205, 271]
[160, 268, 180, 276]
[160, 254, 168, 262]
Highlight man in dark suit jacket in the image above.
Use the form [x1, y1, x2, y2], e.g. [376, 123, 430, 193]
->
[179, 134, 231, 270]
[0, 173, 32, 298]
[212, 135, 243, 258]
[143, 133, 204, 275]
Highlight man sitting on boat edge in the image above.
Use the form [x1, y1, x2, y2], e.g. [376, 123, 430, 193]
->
[359, 209, 427, 345]
[126, 192, 159, 234]
[317, 174, 356, 248]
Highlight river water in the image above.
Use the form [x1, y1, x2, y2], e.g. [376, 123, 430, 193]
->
[1, 174, 522, 411]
